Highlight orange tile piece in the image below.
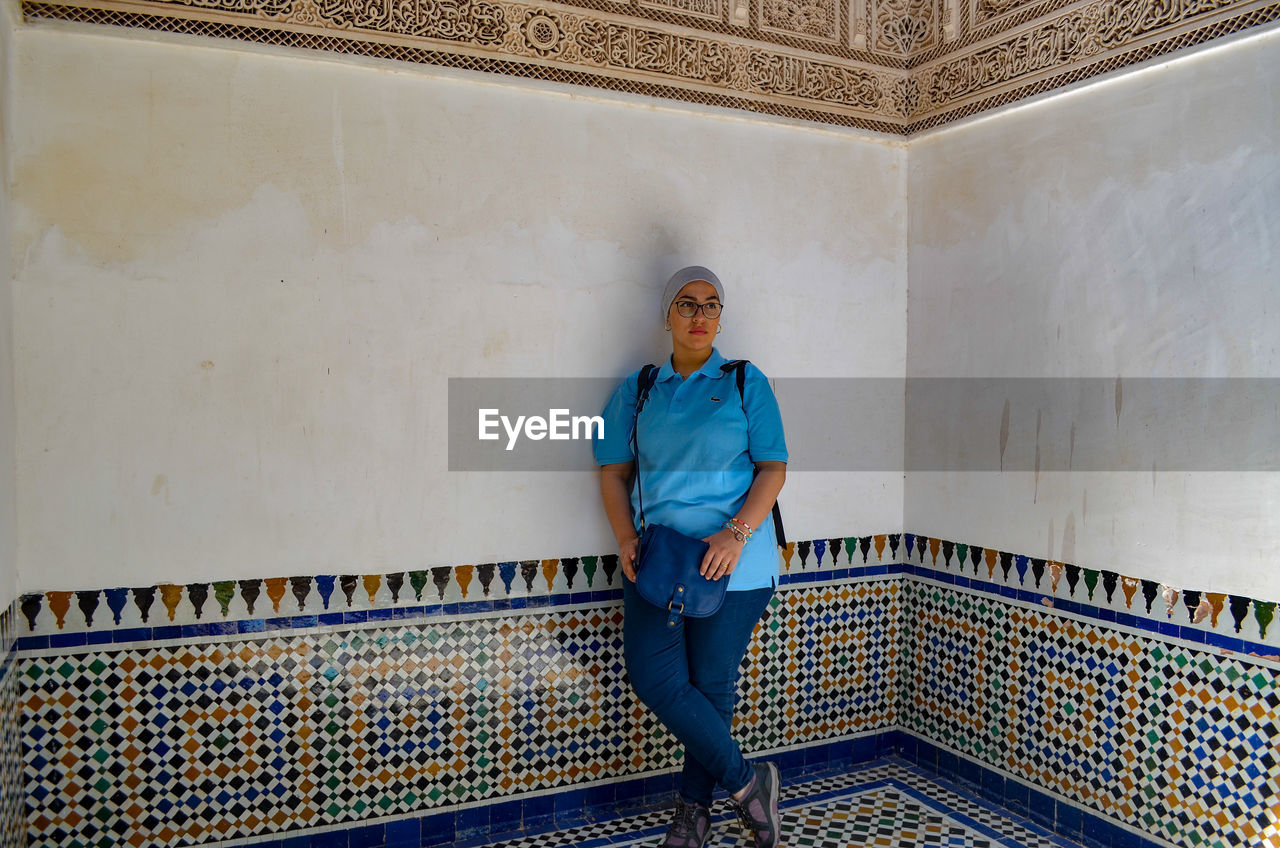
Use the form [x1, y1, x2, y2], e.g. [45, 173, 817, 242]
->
[541, 559, 559, 591]
[264, 578, 288, 612]
[455, 565, 474, 599]
[363, 574, 383, 605]
[157, 584, 184, 621]
[46, 591, 73, 629]
[1206, 593, 1227, 627]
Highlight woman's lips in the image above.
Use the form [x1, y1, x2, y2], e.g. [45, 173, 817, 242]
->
[691, 328, 707, 335]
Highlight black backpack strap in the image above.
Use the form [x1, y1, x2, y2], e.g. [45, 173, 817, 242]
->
[719, 359, 787, 548]
[631, 364, 659, 531]
[635, 364, 659, 411]
[719, 359, 748, 400]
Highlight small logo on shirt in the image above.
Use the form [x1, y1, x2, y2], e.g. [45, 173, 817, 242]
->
[710, 397, 722, 402]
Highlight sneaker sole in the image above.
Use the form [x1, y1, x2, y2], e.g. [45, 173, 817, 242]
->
[760, 762, 781, 848]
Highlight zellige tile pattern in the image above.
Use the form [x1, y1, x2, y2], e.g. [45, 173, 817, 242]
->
[19, 581, 902, 848]
[476, 763, 1079, 848]
[0, 604, 24, 848]
[899, 579, 1280, 848]
[14, 533, 1280, 848]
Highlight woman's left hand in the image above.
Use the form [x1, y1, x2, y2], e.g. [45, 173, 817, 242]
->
[699, 528, 746, 581]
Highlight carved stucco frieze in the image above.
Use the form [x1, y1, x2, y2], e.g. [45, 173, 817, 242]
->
[639, 0, 723, 23]
[851, 0, 869, 46]
[913, 0, 1257, 113]
[917, 7, 1094, 107]
[942, 0, 957, 38]
[760, 0, 842, 42]
[972, 0, 1040, 29]
[874, 0, 938, 54]
[1092, 0, 1245, 46]
[20, 0, 1280, 132]
[570, 17, 900, 112]
[309, 0, 503, 40]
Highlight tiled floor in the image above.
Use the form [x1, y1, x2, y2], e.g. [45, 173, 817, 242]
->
[474, 761, 1086, 847]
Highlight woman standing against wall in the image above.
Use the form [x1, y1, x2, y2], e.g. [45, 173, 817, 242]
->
[594, 267, 788, 848]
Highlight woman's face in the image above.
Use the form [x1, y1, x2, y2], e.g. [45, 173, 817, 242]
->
[668, 280, 721, 357]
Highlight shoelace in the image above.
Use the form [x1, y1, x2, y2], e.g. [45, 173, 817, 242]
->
[673, 802, 698, 836]
[663, 800, 702, 843]
[733, 800, 769, 846]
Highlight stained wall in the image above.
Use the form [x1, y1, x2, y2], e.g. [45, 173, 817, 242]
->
[8, 24, 908, 595]
[906, 29, 1280, 600]
[3, 12, 1280, 848]
[0, 0, 18, 614]
[0, 3, 23, 844]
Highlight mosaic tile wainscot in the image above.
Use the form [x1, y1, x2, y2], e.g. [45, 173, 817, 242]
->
[1, 601, 25, 848]
[14, 534, 1280, 848]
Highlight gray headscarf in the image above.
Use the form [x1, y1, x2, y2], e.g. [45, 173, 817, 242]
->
[661, 266, 724, 321]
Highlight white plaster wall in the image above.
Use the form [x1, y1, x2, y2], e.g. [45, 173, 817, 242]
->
[9, 25, 907, 592]
[906, 29, 1280, 598]
[0, 1, 19, 613]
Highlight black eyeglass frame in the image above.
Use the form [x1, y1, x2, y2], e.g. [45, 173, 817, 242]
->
[673, 300, 723, 319]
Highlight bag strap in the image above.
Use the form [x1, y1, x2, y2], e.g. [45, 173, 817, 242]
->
[635, 364, 659, 412]
[631, 364, 659, 531]
[719, 360, 787, 548]
[720, 359, 747, 398]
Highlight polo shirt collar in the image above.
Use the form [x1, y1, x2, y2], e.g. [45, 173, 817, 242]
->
[656, 348, 728, 382]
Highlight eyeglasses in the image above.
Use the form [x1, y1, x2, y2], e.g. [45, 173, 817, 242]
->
[674, 300, 723, 319]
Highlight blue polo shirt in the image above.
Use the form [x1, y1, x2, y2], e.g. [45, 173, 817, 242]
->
[594, 349, 788, 591]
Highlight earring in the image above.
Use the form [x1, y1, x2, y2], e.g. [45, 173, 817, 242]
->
[716, 325, 723, 334]
[665, 323, 671, 331]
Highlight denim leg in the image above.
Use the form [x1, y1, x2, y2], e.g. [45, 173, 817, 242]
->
[679, 587, 773, 805]
[623, 581, 774, 807]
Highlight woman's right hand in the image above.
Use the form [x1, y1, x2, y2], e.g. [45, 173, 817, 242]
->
[619, 535, 639, 582]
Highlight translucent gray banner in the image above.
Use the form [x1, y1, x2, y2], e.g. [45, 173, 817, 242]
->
[447, 378, 1280, 471]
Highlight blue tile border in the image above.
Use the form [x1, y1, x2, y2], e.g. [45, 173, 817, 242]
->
[213, 732, 1182, 848]
[224, 734, 889, 848]
[889, 779, 1049, 848]
[896, 732, 1172, 848]
[0, 714, 1167, 848]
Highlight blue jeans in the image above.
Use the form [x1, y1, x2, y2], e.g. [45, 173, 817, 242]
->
[622, 580, 774, 807]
